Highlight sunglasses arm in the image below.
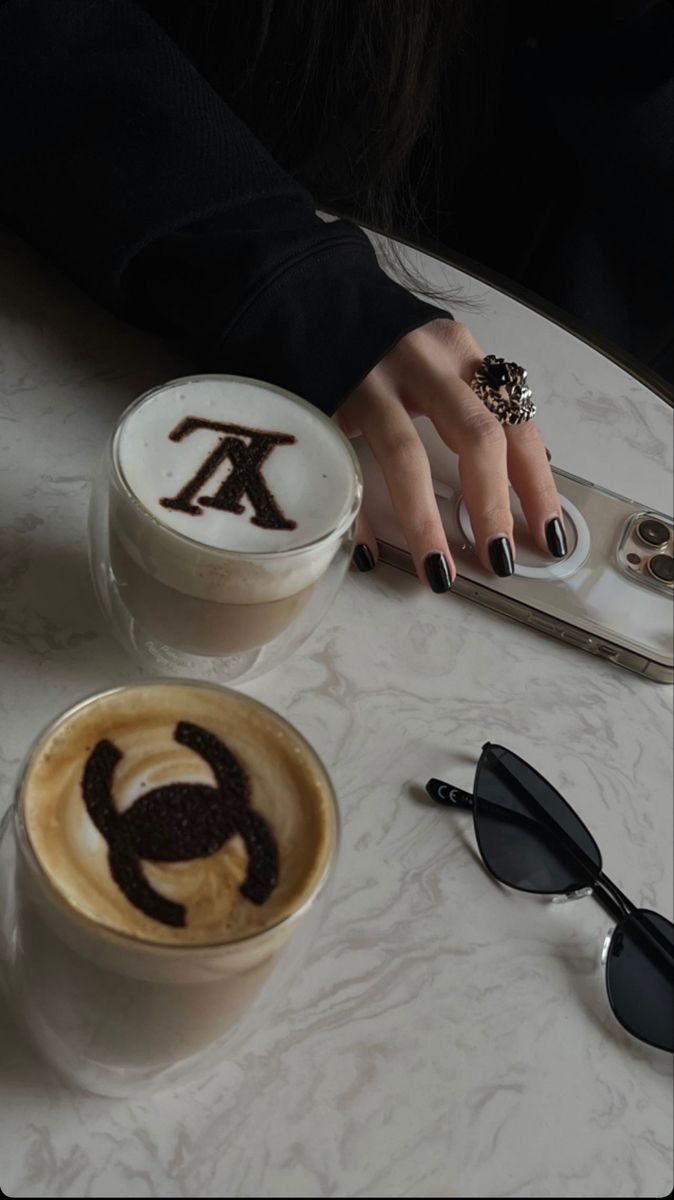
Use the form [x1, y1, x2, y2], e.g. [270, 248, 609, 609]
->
[425, 779, 474, 810]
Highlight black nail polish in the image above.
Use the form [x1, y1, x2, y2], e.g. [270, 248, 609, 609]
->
[353, 543, 376, 572]
[488, 537, 514, 577]
[545, 447, 552, 462]
[545, 517, 567, 558]
[424, 552, 452, 593]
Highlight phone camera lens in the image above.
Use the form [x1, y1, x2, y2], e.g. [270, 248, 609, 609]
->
[636, 518, 670, 548]
[647, 554, 674, 584]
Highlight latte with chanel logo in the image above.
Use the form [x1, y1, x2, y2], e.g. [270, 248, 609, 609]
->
[23, 682, 333, 945]
[11, 682, 337, 1093]
[106, 375, 360, 656]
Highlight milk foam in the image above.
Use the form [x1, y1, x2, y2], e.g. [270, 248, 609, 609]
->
[116, 376, 358, 554]
[22, 684, 336, 947]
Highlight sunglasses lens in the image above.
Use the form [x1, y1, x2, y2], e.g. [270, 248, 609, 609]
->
[473, 745, 602, 892]
[606, 910, 674, 1052]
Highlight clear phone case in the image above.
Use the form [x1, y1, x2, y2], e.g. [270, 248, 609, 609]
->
[354, 418, 674, 683]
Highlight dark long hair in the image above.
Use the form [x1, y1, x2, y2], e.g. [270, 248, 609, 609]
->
[258, 1, 463, 223]
[248, 0, 473, 299]
[165, 0, 478, 297]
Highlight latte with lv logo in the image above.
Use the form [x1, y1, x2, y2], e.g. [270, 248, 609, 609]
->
[105, 375, 360, 658]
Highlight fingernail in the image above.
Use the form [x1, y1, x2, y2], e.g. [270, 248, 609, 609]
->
[488, 536, 514, 577]
[545, 447, 552, 462]
[424, 552, 452, 593]
[545, 517, 567, 558]
[353, 543, 376, 572]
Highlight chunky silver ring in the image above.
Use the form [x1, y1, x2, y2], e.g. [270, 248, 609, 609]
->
[470, 354, 536, 426]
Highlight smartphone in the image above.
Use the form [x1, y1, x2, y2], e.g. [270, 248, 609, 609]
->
[354, 418, 674, 683]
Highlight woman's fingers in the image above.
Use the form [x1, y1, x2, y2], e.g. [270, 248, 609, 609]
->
[430, 378, 515, 576]
[356, 391, 455, 592]
[505, 420, 567, 557]
[340, 321, 566, 588]
[434, 325, 565, 560]
[352, 511, 378, 572]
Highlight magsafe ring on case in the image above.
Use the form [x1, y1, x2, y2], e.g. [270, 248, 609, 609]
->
[455, 493, 591, 581]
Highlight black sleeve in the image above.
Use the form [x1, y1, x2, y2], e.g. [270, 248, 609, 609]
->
[0, 0, 448, 415]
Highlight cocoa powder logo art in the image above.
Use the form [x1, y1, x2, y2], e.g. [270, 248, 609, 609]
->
[81, 722, 279, 928]
[160, 417, 298, 531]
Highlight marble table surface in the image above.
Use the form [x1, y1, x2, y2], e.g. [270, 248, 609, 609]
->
[0, 225, 672, 1199]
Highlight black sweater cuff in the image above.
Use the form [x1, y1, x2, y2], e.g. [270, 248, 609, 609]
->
[133, 222, 449, 415]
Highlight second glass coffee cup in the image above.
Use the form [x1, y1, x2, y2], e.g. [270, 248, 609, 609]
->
[0, 680, 339, 1097]
[89, 375, 362, 683]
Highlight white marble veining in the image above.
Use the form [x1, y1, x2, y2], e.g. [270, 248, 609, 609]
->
[0, 226, 672, 1198]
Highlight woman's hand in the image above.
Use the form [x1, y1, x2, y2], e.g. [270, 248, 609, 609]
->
[338, 319, 566, 591]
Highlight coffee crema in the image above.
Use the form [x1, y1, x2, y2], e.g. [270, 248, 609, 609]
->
[21, 683, 335, 946]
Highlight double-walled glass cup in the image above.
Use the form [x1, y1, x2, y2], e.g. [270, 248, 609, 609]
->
[88, 375, 362, 684]
[0, 682, 339, 1097]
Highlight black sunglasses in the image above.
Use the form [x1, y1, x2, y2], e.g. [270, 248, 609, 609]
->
[426, 743, 674, 1053]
